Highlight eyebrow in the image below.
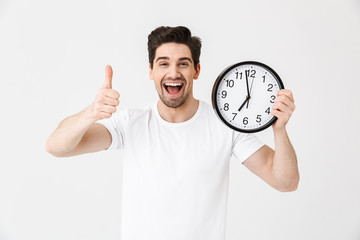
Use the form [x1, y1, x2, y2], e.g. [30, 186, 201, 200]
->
[155, 57, 169, 62]
[155, 57, 193, 63]
[179, 57, 193, 63]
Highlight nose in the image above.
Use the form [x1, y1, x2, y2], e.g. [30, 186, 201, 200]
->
[167, 65, 181, 79]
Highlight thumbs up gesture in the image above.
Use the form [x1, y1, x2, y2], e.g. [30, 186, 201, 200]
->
[89, 65, 120, 121]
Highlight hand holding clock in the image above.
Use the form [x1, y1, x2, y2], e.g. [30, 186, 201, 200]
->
[212, 61, 294, 133]
[243, 67, 295, 128]
[271, 89, 295, 130]
[236, 86, 295, 130]
[212, 62, 299, 193]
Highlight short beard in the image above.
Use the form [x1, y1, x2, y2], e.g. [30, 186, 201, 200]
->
[158, 90, 190, 108]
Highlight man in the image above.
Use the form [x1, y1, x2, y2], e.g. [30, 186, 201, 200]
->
[46, 26, 299, 240]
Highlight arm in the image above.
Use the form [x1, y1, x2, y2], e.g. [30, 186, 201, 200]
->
[243, 89, 299, 192]
[46, 65, 120, 157]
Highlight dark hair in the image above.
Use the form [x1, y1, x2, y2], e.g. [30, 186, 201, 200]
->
[147, 26, 202, 69]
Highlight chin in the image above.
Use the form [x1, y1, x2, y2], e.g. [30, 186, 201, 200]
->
[159, 94, 189, 109]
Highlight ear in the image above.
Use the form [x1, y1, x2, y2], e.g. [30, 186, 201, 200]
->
[194, 63, 201, 80]
[149, 63, 153, 80]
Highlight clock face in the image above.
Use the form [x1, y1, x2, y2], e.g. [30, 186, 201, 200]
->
[212, 61, 284, 133]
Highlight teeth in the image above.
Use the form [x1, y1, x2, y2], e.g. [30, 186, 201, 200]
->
[164, 82, 183, 87]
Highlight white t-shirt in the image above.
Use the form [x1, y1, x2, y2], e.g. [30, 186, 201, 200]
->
[98, 100, 264, 240]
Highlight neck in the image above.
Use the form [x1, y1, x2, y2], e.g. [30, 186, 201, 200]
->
[157, 97, 199, 123]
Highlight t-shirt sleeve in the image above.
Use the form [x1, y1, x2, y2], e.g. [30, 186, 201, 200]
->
[96, 110, 129, 150]
[231, 132, 264, 163]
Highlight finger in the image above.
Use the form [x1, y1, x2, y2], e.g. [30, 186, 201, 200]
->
[104, 89, 120, 99]
[271, 109, 284, 118]
[277, 89, 294, 102]
[103, 96, 120, 107]
[273, 100, 295, 114]
[272, 102, 288, 112]
[98, 112, 112, 119]
[103, 65, 113, 89]
[271, 109, 288, 125]
[274, 95, 294, 108]
[99, 104, 117, 114]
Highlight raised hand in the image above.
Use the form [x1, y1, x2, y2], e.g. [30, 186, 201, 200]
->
[271, 89, 295, 130]
[89, 65, 120, 121]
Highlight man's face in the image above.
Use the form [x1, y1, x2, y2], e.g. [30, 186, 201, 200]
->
[149, 43, 200, 108]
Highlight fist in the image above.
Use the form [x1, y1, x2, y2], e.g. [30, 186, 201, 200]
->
[90, 65, 120, 120]
[271, 89, 295, 130]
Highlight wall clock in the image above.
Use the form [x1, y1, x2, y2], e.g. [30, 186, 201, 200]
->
[212, 61, 284, 133]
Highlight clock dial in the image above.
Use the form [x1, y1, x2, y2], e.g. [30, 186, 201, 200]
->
[212, 61, 284, 133]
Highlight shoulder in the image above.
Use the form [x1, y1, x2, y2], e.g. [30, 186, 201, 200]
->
[199, 100, 217, 118]
[198, 100, 233, 133]
[98, 105, 152, 129]
[112, 105, 152, 123]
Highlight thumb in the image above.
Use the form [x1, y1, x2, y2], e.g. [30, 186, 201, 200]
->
[103, 65, 113, 89]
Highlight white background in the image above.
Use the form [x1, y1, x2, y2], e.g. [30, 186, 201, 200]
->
[1, 0, 360, 239]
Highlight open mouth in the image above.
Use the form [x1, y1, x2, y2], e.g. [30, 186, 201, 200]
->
[163, 82, 184, 96]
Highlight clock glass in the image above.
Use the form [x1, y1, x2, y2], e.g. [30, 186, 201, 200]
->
[212, 61, 284, 133]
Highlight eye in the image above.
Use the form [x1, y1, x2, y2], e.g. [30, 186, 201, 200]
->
[179, 62, 189, 67]
[159, 62, 168, 67]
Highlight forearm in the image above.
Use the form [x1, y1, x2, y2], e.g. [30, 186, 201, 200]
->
[271, 127, 299, 191]
[46, 106, 97, 156]
[46, 65, 119, 157]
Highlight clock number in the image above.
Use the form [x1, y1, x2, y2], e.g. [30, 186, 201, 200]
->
[267, 84, 273, 92]
[221, 90, 227, 98]
[245, 70, 256, 78]
[250, 70, 256, 78]
[243, 117, 248, 125]
[256, 115, 262, 123]
[235, 72, 242, 80]
[270, 95, 276, 103]
[226, 79, 234, 88]
[265, 107, 271, 114]
[262, 75, 266, 83]
[232, 113, 237, 120]
[224, 103, 229, 111]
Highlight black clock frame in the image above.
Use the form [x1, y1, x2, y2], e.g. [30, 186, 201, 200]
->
[211, 61, 285, 133]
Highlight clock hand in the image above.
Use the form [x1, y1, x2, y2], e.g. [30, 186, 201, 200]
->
[246, 76, 255, 109]
[238, 96, 250, 112]
[249, 77, 255, 93]
[245, 70, 250, 97]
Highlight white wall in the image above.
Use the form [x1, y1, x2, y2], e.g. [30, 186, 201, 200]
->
[0, 0, 359, 239]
